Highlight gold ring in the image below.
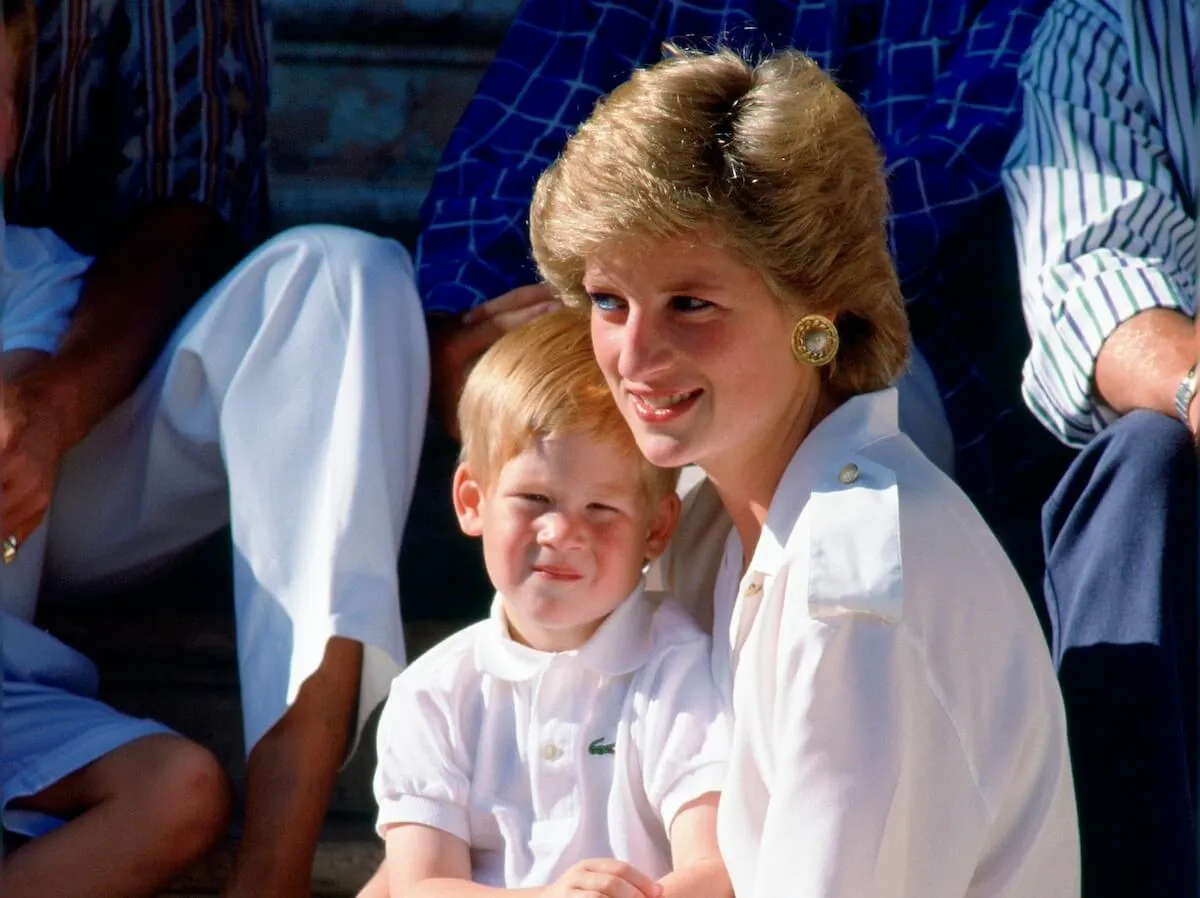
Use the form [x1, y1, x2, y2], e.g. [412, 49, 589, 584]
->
[2, 535, 18, 565]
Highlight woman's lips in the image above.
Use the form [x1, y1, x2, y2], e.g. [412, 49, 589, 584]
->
[627, 388, 702, 423]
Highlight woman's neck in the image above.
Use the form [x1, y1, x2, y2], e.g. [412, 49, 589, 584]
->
[706, 386, 844, 573]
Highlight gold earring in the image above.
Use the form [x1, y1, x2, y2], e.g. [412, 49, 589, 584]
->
[791, 315, 839, 367]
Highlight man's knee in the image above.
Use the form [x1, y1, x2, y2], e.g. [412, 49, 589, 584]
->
[1045, 410, 1196, 545]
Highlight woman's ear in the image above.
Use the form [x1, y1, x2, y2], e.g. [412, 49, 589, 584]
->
[452, 463, 486, 538]
[644, 491, 681, 560]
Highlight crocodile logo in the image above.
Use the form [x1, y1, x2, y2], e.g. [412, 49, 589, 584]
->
[588, 737, 616, 756]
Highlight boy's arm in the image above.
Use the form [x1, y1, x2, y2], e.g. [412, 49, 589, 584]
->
[657, 794, 731, 898]
[385, 824, 659, 898]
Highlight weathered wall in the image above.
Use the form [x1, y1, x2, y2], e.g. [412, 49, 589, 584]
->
[268, 0, 522, 244]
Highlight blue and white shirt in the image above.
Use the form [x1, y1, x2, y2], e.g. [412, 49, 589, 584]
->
[9, 0, 271, 253]
[416, 0, 1056, 513]
[1002, 0, 1199, 446]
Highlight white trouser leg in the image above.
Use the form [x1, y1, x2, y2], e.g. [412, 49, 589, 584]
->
[42, 224, 430, 751]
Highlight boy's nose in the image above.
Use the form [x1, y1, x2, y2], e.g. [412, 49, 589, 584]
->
[537, 512, 585, 549]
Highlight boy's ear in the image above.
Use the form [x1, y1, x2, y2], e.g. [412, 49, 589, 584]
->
[644, 491, 681, 560]
[452, 463, 486, 538]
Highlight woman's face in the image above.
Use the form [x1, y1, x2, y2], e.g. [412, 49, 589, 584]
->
[586, 231, 824, 489]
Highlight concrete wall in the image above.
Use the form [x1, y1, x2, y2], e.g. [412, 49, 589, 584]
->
[268, 0, 523, 244]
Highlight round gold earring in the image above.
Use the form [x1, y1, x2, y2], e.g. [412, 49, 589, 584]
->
[791, 315, 839, 367]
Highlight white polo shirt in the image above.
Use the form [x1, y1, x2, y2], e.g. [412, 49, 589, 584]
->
[654, 388, 1080, 898]
[373, 585, 728, 888]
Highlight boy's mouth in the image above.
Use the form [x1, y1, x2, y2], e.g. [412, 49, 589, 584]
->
[532, 564, 583, 581]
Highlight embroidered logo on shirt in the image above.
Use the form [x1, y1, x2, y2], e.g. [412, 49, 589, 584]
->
[588, 737, 616, 756]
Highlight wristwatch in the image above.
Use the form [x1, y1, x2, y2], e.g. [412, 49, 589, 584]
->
[1175, 362, 1199, 426]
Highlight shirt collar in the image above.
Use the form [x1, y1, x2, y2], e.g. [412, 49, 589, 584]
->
[748, 387, 901, 578]
[475, 581, 657, 682]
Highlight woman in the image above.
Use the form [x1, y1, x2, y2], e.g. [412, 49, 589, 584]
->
[529, 47, 1080, 897]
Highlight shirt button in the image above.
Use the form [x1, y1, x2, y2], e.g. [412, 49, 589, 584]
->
[838, 463, 860, 484]
[541, 743, 563, 761]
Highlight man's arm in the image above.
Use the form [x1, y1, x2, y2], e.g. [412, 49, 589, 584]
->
[1, 0, 269, 543]
[1001, 1, 1197, 445]
[0, 201, 240, 543]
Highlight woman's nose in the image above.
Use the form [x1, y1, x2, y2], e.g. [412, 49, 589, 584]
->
[617, 309, 673, 380]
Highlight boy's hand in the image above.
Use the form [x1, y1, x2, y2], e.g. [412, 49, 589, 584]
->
[543, 858, 663, 898]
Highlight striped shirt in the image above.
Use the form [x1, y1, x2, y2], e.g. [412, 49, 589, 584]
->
[8, 0, 271, 254]
[416, 0, 1060, 515]
[1002, 0, 1199, 446]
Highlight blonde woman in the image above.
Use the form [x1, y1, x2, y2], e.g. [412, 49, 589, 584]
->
[530, 47, 1080, 897]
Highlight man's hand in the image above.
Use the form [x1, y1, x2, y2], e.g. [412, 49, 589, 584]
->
[428, 284, 560, 439]
[543, 859, 663, 898]
[0, 372, 70, 545]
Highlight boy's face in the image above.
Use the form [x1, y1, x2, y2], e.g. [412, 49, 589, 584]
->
[454, 432, 678, 652]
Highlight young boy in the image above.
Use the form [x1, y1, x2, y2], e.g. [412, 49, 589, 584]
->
[1, 3, 231, 895]
[366, 310, 731, 898]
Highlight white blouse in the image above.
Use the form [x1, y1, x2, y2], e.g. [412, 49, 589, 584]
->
[651, 387, 1080, 898]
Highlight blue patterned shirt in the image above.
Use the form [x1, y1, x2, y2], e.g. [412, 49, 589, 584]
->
[9, 0, 270, 253]
[417, 0, 1058, 514]
[1002, 0, 1198, 446]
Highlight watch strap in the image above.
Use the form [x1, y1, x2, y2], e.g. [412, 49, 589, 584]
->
[1175, 362, 1199, 426]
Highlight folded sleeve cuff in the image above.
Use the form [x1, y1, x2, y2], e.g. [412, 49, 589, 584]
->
[658, 760, 726, 831]
[1025, 261, 1191, 446]
[375, 795, 471, 842]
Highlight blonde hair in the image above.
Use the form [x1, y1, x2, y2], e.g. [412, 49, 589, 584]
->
[530, 45, 909, 396]
[457, 309, 679, 504]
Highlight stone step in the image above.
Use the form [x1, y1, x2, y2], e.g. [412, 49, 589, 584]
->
[268, 8, 518, 240]
[39, 592, 469, 818]
[160, 816, 381, 897]
[273, 0, 521, 46]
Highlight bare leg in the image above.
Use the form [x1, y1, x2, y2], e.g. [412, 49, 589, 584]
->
[222, 636, 362, 897]
[0, 733, 231, 898]
[357, 862, 391, 898]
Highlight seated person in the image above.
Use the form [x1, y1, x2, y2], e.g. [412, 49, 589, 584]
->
[4, 2, 429, 894]
[531, 45, 1079, 896]
[2, 3, 231, 895]
[418, 0, 1065, 541]
[1001, 1, 1199, 893]
[363, 310, 730, 898]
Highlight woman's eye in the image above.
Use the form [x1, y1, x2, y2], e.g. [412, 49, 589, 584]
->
[588, 292, 626, 312]
[670, 295, 713, 312]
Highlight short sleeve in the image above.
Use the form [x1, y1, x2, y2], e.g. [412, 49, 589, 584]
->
[372, 670, 473, 842]
[1, 224, 91, 354]
[634, 605, 730, 829]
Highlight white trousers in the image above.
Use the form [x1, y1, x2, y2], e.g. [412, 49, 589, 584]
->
[3, 224, 429, 752]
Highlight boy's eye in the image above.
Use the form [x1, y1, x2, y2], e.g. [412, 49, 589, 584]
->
[588, 292, 626, 312]
[670, 294, 712, 312]
[586, 502, 622, 515]
[515, 493, 550, 504]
